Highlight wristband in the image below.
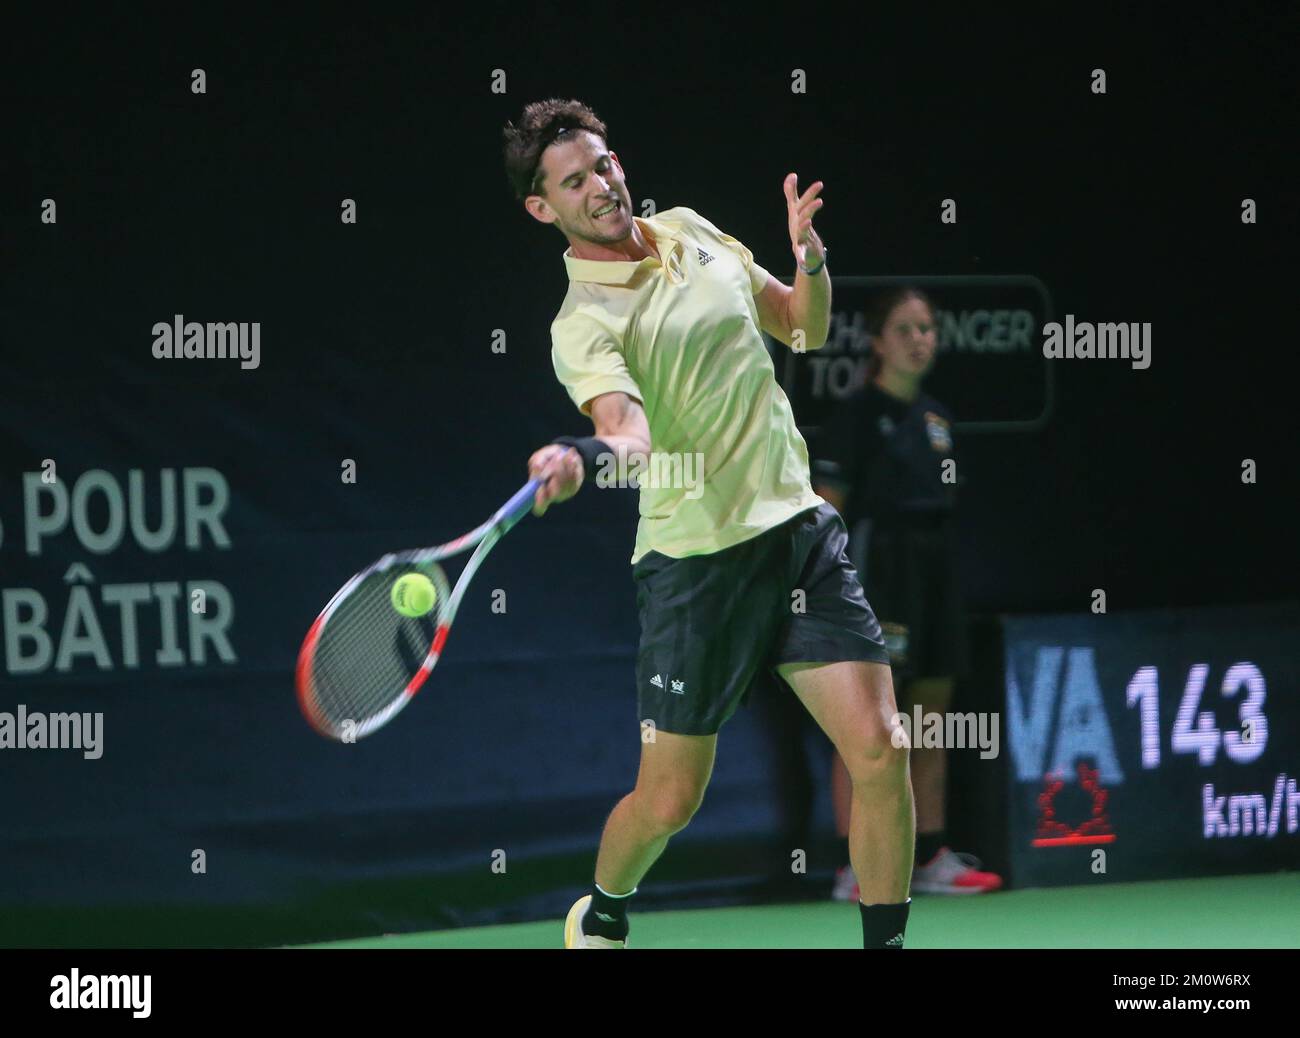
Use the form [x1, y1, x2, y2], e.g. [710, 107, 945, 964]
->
[552, 435, 613, 482]
[799, 246, 827, 277]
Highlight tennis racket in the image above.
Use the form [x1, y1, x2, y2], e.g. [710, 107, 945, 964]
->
[295, 475, 545, 741]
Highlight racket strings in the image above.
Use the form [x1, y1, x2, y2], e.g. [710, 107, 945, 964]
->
[307, 562, 451, 734]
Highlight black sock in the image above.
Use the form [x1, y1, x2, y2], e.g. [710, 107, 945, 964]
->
[916, 831, 945, 866]
[586, 883, 634, 941]
[838, 836, 851, 863]
[860, 899, 910, 949]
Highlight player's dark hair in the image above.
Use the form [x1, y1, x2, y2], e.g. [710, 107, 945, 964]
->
[502, 99, 610, 202]
[864, 287, 936, 383]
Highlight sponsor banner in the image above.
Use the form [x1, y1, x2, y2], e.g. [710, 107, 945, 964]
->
[770, 275, 1054, 432]
[1003, 602, 1300, 887]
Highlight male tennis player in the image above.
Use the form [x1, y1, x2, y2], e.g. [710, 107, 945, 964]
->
[503, 99, 915, 949]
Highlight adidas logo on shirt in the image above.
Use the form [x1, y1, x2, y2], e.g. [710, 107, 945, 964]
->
[650, 674, 664, 688]
[697, 247, 714, 266]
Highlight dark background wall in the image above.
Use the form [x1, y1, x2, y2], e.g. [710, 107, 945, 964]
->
[2, 7, 1294, 946]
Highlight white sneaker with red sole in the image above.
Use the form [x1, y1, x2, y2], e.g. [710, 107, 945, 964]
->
[911, 847, 1003, 894]
[831, 865, 860, 902]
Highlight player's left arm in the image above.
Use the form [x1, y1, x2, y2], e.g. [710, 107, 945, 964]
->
[755, 173, 830, 350]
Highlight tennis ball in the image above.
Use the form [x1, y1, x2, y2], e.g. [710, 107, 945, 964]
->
[391, 573, 437, 618]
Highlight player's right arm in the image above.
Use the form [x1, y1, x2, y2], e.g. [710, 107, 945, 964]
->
[538, 310, 648, 515]
[529, 391, 651, 515]
[588, 391, 651, 456]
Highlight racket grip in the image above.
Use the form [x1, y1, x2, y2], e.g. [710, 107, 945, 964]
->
[500, 478, 542, 529]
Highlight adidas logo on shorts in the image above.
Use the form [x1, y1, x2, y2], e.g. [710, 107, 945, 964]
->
[650, 674, 664, 688]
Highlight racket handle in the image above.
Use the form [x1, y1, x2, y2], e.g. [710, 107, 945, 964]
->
[502, 446, 581, 529]
[499, 478, 542, 529]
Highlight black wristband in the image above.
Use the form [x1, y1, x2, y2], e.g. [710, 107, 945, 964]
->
[552, 435, 613, 482]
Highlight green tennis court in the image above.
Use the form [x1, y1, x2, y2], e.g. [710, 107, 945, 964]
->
[297, 872, 1298, 949]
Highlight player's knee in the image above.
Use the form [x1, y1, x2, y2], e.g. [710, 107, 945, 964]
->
[843, 723, 909, 788]
[640, 786, 705, 835]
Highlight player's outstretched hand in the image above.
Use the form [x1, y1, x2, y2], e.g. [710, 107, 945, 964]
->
[528, 445, 583, 516]
[784, 172, 825, 268]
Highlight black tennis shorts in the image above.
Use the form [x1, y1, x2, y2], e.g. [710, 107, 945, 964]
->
[846, 516, 969, 686]
[633, 503, 890, 736]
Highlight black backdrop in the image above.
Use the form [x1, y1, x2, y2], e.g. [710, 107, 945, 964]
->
[2, 7, 1295, 946]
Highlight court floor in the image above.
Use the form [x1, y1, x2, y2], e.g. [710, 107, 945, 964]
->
[298, 872, 1298, 949]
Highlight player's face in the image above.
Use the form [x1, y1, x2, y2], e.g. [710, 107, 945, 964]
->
[876, 297, 938, 378]
[531, 132, 633, 244]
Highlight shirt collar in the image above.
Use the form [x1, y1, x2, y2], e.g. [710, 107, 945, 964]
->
[562, 213, 684, 285]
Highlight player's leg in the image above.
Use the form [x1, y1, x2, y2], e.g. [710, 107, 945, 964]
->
[831, 677, 926, 901]
[825, 522, 914, 900]
[779, 659, 914, 909]
[569, 534, 788, 947]
[773, 505, 913, 944]
[567, 729, 716, 948]
[594, 729, 717, 894]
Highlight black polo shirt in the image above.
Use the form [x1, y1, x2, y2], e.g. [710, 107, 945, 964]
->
[812, 382, 957, 529]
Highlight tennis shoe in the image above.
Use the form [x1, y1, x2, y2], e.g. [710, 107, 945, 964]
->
[564, 895, 628, 948]
[911, 847, 1003, 894]
[831, 864, 860, 902]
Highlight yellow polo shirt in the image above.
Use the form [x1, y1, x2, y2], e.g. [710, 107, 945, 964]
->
[550, 206, 823, 564]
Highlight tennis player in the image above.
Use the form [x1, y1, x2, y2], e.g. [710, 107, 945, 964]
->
[814, 287, 1002, 897]
[503, 99, 914, 949]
